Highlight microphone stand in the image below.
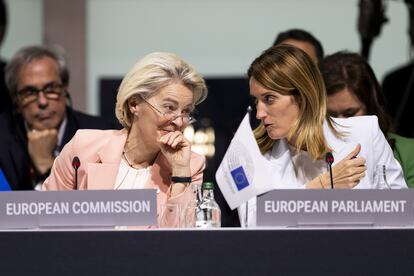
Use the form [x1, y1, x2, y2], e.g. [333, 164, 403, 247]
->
[328, 163, 334, 189]
[325, 152, 334, 189]
[74, 167, 78, 190]
[72, 157, 80, 190]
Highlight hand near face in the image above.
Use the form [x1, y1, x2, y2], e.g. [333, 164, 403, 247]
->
[159, 130, 191, 176]
[27, 129, 58, 174]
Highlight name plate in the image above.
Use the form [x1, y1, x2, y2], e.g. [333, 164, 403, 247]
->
[257, 190, 413, 227]
[0, 190, 156, 229]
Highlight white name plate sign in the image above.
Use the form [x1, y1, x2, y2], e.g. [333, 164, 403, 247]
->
[0, 189, 157, 229]
[257, 190, 413, 227]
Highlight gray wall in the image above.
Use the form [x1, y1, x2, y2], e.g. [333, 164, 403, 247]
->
[2, 0, 411, 115]
[1, 0, 42, 58]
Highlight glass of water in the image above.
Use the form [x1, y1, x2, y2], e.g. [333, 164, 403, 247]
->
[374, 164, 391, 189]
[158, 203, 181, 228]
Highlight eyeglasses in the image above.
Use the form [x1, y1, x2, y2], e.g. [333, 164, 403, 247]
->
[17, 83, 65, 104]
[138, 95, 195, 124]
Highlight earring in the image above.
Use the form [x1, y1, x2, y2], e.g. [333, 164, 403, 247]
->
[131, 110, 138, 117]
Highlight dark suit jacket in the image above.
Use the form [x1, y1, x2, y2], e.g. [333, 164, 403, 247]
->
[0, 59, 13, 114]
[0, 107, 117, 190]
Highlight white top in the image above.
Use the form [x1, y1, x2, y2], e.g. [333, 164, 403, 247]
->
[238, 116, 407, 228]
[114, 158, 152, 190]
[286, 144, 325, 186]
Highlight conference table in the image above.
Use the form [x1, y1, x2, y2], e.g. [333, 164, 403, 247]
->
[1, 227, 414, 275]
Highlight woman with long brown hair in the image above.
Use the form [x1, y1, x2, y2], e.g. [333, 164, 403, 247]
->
[239, 45, 406, 227]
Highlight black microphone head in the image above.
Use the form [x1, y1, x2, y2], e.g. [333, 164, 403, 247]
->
[72, 156, 80, 169]
[325, 152, 334, 165]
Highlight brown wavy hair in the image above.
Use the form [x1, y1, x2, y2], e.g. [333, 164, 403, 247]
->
[248, 45, 339, 160]
[320, 51, 393, 134]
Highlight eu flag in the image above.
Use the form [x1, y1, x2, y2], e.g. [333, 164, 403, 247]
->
[231, 166, 249, 191]
[0, 169, 11, 191]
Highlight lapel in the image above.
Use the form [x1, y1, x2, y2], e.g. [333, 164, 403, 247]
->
[146, 152, 172, 194]
[86, 129, 173, 191]
[87, 129, 128, 190]
[59, 107, 77, 152]
[323, 120, 357, 165]
[323, 119, 372, 187]
[325, 118, 375, 188]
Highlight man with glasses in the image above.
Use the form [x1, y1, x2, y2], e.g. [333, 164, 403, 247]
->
[0, 45, 114, 190]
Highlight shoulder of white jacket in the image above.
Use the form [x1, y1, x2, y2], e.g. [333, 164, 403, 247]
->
[331, 115, 379, 129]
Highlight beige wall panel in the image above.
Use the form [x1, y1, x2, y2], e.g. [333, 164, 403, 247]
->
[43, 0, 86, 112]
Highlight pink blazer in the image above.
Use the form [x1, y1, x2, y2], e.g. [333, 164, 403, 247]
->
[43, 129, 206, 226]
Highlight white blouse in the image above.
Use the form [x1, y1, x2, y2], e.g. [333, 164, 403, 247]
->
[263, 141, 326, 188]
[114, 158, 152, 190]
[241, 141, 327, 227]
[287, 145, 325, 185]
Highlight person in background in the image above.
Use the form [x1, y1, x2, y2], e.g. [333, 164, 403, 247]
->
[240, 45, 406, 227]
[381, 0, 414, 137]
[320, 51, 414, 187]
[273, 28, 324, 63]
[217, 28, 327, 227]
[0, 45, 114, 190]
[43, 52, 208, 227]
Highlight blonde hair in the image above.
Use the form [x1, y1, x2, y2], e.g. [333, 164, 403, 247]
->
[248, 45, 339, 160]
[115, 52, 208, 129]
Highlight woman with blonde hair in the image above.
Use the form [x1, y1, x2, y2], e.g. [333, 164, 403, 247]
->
[239, 45, 406, 227]
[43, 52, 208, 227]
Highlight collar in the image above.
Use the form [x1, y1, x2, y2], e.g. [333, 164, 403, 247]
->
[56, 116, 67, 150]
[323, 118, 347, 155]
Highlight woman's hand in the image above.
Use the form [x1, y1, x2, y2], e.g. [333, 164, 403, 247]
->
[159, 131, 191, 196]
[308, 144, 366, 189]
[159, 130, 191, 168]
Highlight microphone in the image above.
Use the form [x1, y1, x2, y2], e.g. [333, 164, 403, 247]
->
[72, 156, 80, 190]
[325, 152, 334, 189]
